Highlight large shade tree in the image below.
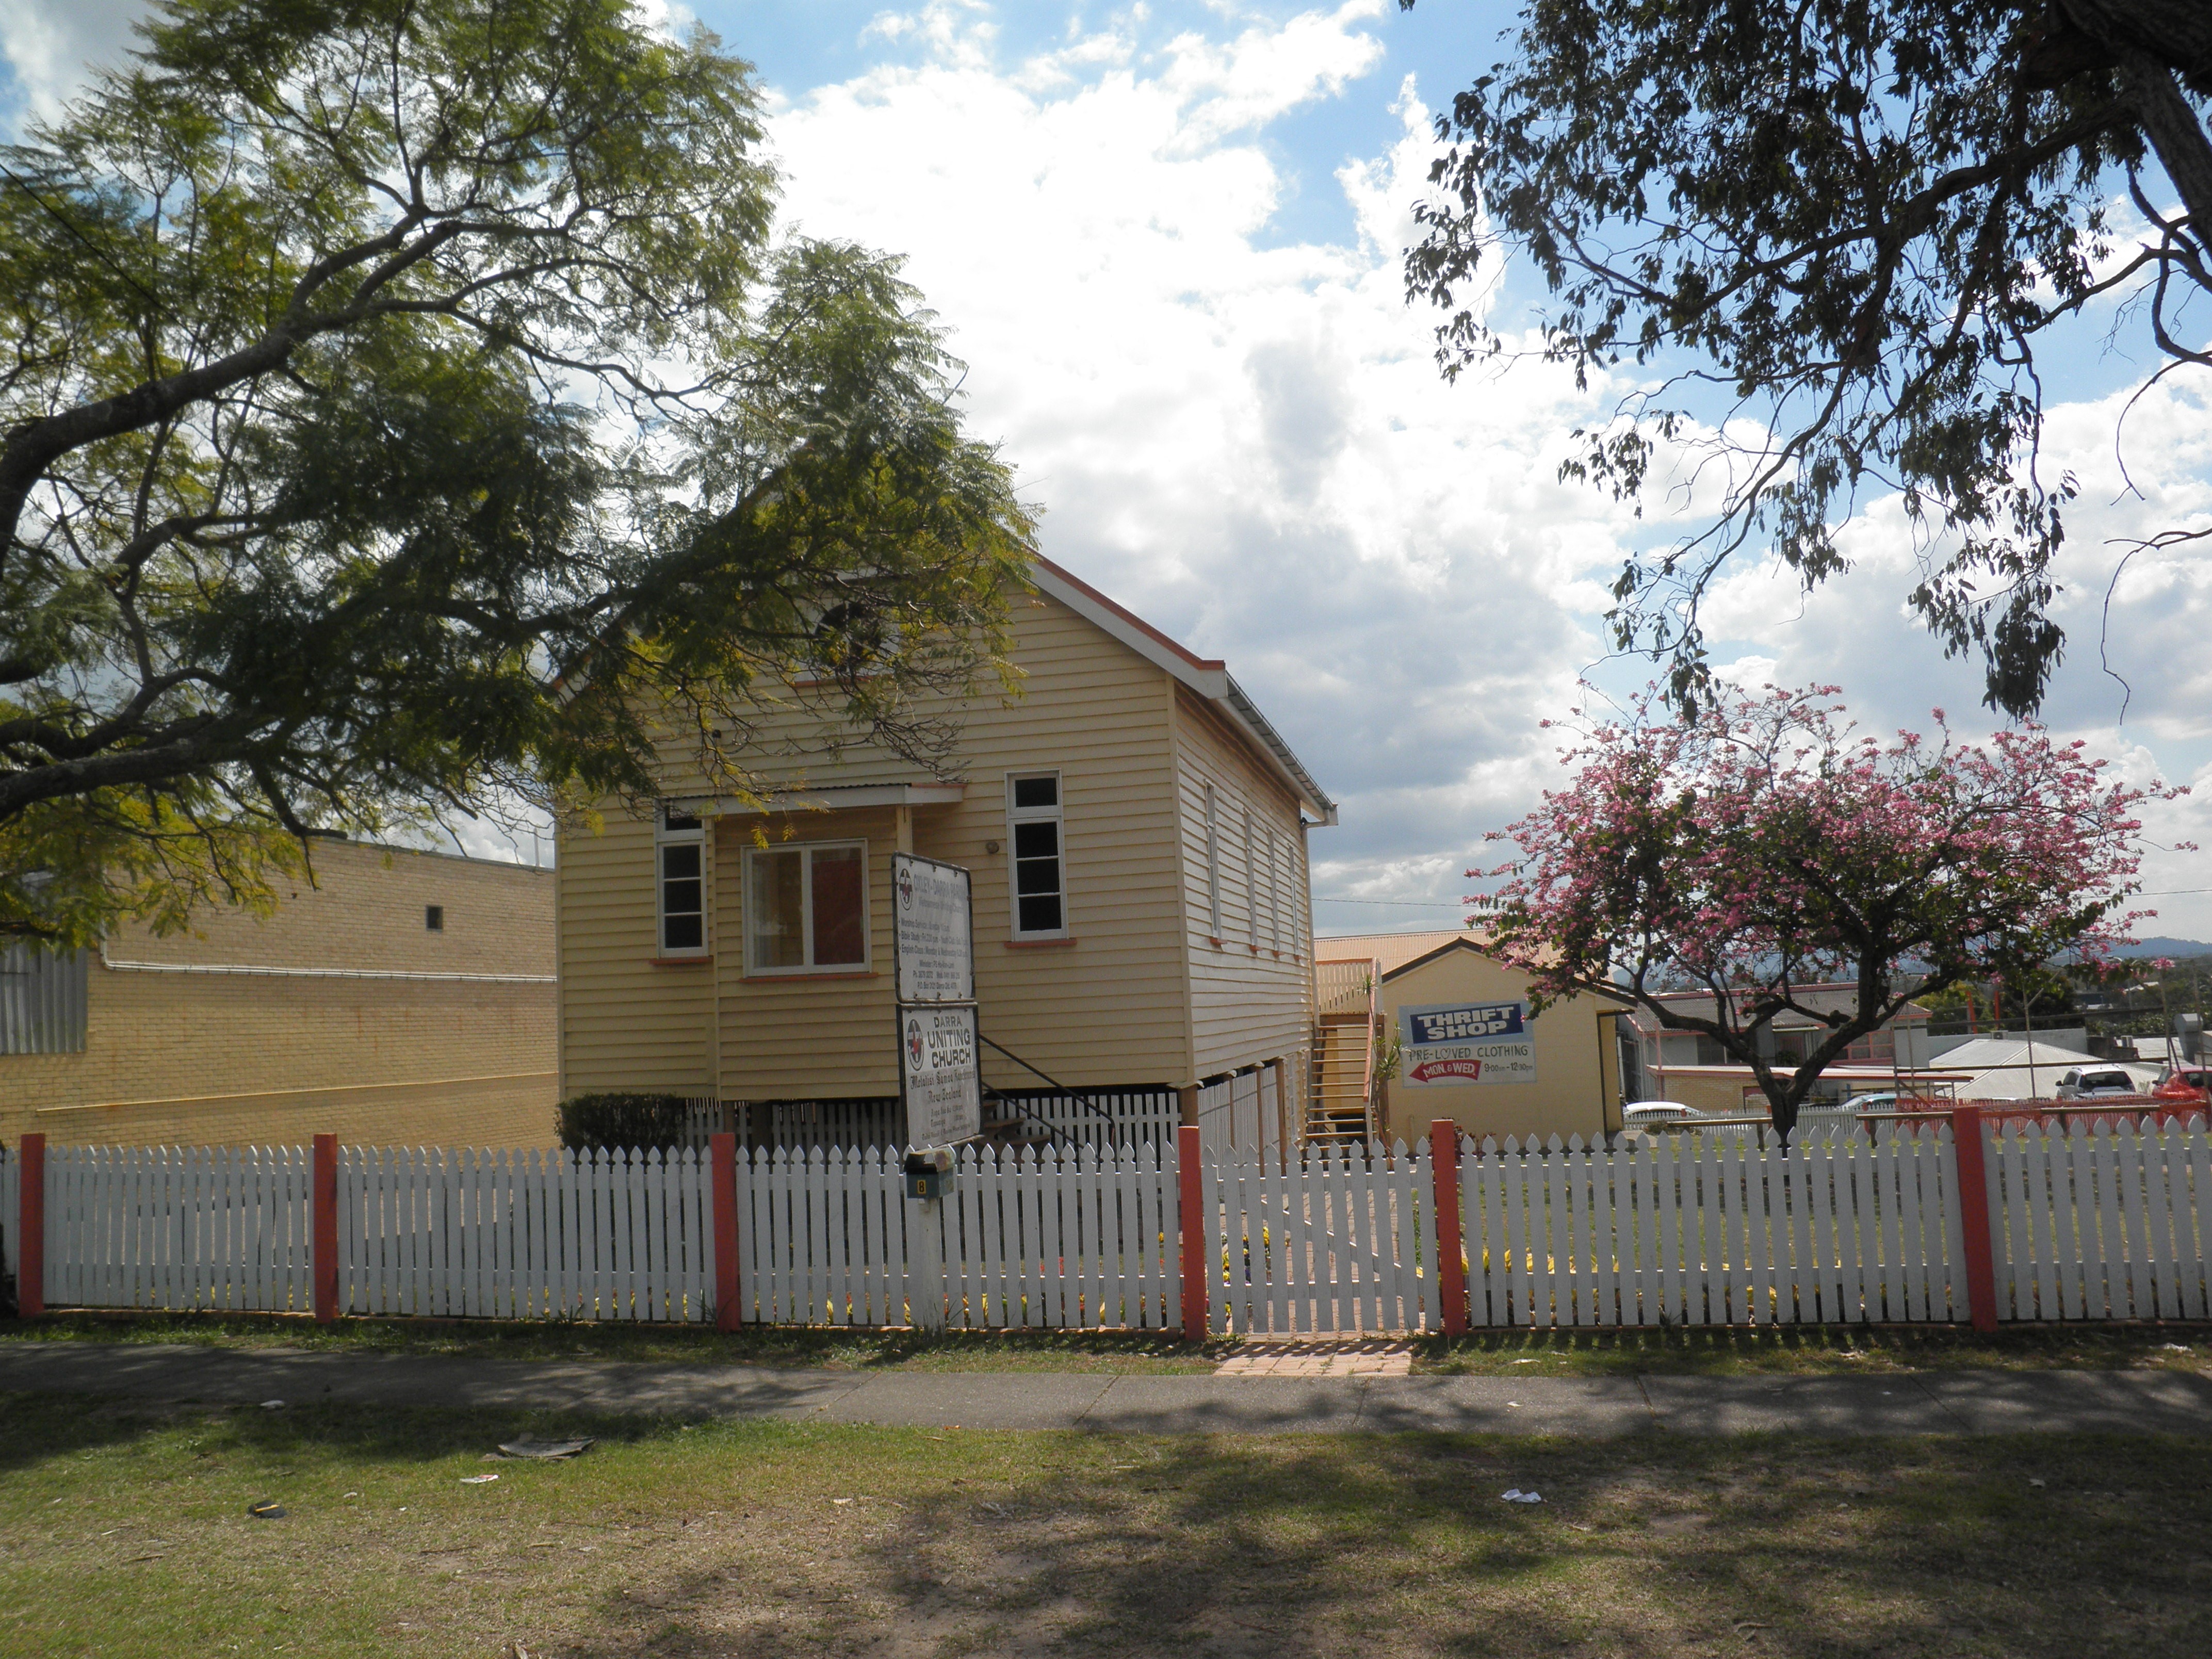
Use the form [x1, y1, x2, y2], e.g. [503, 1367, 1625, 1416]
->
[0, 0, 1034, 944]
[1477, 682, 2176, 1138]
[1403, 0, 2212, 717]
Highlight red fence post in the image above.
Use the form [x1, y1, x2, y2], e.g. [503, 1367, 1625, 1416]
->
[1428, 1120, 1469, 1337]
[311, 1133, 339, 1323]
[1177, 1123, 1209, 1341]
[1948, 1105, 1999, 1333]
[15, 1133, 44, 1319]
[711, 1132, 742, 1331]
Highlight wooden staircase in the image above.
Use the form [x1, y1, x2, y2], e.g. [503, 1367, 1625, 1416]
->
[1308, 957, 1380, 1144]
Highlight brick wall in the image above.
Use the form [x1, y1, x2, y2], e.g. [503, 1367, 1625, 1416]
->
[0, 841, 558, 1148]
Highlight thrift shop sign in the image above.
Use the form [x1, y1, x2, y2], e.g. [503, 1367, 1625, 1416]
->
[1399, 1000, 1537, 1087]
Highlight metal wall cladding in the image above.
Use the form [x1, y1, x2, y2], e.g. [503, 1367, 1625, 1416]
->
[0, 944, 89, 1054]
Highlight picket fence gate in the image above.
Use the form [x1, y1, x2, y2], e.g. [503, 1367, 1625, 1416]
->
[3, 1114, 2206, 1332]
[1204, 1137, 1438, 1335]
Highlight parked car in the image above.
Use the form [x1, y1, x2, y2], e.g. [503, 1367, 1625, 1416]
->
[2054, 1067, 2141, 1100]
[1621, 1100, 1704, 1131]
[2152, 1066, 2210, 1104]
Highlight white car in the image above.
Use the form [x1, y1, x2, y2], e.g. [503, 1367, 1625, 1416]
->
[2054, 1068, 2140, 1100]
[1621, 1100, 1702, 1130]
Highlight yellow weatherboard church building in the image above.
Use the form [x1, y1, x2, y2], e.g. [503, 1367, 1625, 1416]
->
[556, 557, 1336, 1144]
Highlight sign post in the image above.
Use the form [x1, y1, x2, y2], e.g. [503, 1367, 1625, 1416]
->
[892, 853, 979, 1333]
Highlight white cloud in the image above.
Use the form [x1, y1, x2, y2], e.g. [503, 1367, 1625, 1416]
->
[761, 2, 2212, 939]
[1, 0, 147, 124]
[764, 7, 1650, 936]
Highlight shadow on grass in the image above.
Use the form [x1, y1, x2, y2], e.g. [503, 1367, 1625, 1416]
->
[0, 1308, 1221, 1369]
[0, 1388, 697, 1479]
[1414, 1321, 2212, 1376]
[587, 1427, 2212, 1658]
[9, 1393, 2212, 1657]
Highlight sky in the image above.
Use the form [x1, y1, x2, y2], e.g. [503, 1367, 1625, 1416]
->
[6, 0, 2209, 940]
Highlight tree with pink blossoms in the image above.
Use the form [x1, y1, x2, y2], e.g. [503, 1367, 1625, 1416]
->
[1478, 684, 2183, 1140]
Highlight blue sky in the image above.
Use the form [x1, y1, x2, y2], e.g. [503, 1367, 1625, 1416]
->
[7, 1, 2208, 936]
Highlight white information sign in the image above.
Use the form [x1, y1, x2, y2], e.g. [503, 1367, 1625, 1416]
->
[892, 854, 975, 1004]
[900, 1003, 983, 1146]
[1399, 1000, 1538, 1087]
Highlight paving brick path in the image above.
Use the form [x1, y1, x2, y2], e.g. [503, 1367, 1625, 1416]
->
[1212, 1339, 1415, 1377]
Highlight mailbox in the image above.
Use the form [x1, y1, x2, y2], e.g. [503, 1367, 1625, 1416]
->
[903, 1145, 954, 1200]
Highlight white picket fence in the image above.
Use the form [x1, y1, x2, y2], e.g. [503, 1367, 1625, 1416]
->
[1457, 1125, 1970, 1328]
[5, 1115, 2206, 1332]
[1986, 1116, 2212, 1321]
[740, 1141, 1179, 1329]
[1205, 1137, 1438, 1335]
[36, 1145, 314, 1312]
[338, 1146, 716, 1322]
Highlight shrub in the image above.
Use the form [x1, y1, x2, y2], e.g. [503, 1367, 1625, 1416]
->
[556, 1092, 696, 1152]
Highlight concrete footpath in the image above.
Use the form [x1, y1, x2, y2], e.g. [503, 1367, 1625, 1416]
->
[4, 1341, 2211, 1436]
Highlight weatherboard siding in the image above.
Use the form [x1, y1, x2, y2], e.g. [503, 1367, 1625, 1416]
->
[1173, 687, 1313, 1084]
[556, 806, 714, 1098]
[714, 805, 902, 1099]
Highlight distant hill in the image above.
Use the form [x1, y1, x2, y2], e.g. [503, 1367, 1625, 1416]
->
[2110, 937, 2212, 959]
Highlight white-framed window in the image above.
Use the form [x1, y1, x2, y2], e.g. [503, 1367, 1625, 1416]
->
[1006, 772, 1067, 937]
[656, 805, 706, 956]
[1203, 782, 1222, 940]
[1242, 808, 1259, 950]
[745, 840, 869, 973]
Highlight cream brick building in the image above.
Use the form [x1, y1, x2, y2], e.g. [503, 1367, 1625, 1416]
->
[0, 839, 556, 1148]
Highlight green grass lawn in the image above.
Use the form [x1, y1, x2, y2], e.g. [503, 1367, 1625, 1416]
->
[4, 1393, 2208, 1657]
[5, 1309, 2208, 1378]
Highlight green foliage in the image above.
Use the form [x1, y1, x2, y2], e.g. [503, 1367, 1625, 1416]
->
[1404, 0, 2212, 717]
[0, 0, 1035, 945]
[555, 1091, 698, 1152]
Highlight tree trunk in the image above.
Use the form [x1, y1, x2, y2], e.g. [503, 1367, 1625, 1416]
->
[2057, 0, 2212, 79]
[2114, 48, 2212, 232]
[2056, 1, 2212, 232]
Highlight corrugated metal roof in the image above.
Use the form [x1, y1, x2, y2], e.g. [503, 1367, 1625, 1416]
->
[0, 944, 88, 1054]
[1314, 930, 1483, 975]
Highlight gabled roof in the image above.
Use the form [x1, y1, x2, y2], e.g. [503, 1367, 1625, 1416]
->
[1028, 556, 1337, 825]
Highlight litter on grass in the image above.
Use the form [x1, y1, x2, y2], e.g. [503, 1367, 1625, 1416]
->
[497, 1439, 594, 1461]
[247, 1501, 287, 1520]
[461, 1474, 501, 1485]
[259, 1400, 286, 1410]
[1501, 1489, 1542, 1504]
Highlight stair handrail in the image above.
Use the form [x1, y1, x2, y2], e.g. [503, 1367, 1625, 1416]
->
[1359, 956, 1379, 1137]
